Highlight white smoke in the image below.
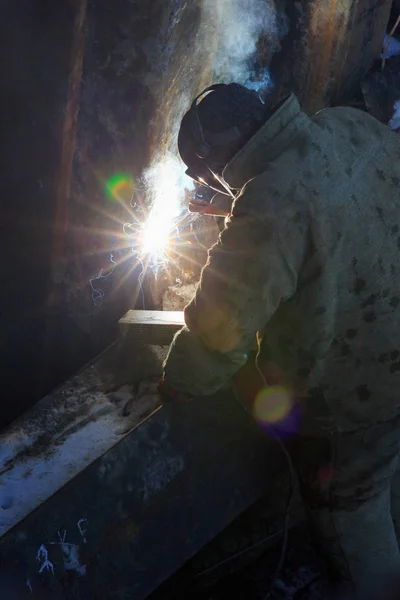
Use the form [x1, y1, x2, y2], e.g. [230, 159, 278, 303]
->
[128, 0, 287, 267]
[206, 0, 285, 88]
[246, 67, 273, 93]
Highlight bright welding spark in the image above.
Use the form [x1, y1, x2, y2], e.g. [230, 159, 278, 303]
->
[140, 208, 172, 260]
[85, 157, 196, 310]
[125, 154, 194, 268]
[89, 250, 117, 306]
[85, 155, 197, 312]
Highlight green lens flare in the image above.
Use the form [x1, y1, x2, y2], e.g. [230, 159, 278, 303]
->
[106, 174, 135, 202]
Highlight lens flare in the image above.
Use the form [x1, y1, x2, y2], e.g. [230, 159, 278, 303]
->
[253, 385, 301, 438]
[106, 174, 135, 203]
[254, 385, 293, 425]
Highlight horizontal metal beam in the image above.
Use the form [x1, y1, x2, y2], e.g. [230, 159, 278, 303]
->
[119, 310, 184, 346]
[0, 339, 285, 599]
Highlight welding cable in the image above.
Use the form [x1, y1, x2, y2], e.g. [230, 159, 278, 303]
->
[190, 386, 293, 593]
[230, 343, 296, 599]
[160, 374, 294, 593]
[254, 351, 295, 600]
[159, 353, 294, 594]
[156, 527, 285, 600]
[231, 383, 294, 600]
[261, 433, 293, 600]
[194, 528, 285, 579]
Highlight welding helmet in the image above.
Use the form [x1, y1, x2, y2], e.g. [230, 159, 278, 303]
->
[178, 83, 266, 194]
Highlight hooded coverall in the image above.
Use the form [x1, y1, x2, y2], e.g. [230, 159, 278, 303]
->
[163, 94, 400, 591]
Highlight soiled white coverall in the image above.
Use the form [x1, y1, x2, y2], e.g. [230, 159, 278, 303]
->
[164, 94, 400, 593]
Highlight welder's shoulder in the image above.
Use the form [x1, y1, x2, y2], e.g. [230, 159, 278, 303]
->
[234, 159, 297, 211]
[232, 171, 310, 240]
[313, 105, 395, 145]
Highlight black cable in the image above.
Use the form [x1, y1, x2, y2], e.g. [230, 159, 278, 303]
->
[158, 349, 295, 599]
[173, 378, 294, 597]
[262, 435, 293, 599]
[232, 388, 294, 599]
[233, 349, 296, 600]
[194, 529, 284, 579]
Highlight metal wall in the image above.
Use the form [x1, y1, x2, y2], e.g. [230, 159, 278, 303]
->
[272, 0, 392, 112]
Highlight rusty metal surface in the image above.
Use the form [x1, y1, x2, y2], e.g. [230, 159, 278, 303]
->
[43, 0, 88, 393]
[51, 0, 87, 274]
[0, 385, 278, 599]
[274, 0, 392, 113]
[303, 0, 391, 112]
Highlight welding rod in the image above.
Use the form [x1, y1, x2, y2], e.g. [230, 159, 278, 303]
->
[189, 200, 230, 218]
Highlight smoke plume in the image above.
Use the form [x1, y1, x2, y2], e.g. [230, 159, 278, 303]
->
[126, 0, 287, 275]
[205, 0, 286, 89]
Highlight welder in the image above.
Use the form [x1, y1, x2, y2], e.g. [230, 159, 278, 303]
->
[160, 82, 400, 596]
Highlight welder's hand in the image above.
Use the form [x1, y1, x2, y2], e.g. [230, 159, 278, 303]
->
[189, 199, 230, 217]
[188, 199, 209, 213]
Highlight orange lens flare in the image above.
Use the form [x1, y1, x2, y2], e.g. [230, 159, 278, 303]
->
[254, 385, 293, 425]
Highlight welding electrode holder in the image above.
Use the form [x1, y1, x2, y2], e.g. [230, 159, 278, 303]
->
[188, 199, 231, 217]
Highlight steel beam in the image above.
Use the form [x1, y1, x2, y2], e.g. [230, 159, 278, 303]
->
[0, 339, 284, 599]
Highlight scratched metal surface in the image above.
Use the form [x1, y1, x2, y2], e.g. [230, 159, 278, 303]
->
[0, 344, 277, 599]
[0, 338, 168, 539]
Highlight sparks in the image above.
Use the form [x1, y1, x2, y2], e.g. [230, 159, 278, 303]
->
[88, 156, 195, 310]
[125, 154, 194, 268]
